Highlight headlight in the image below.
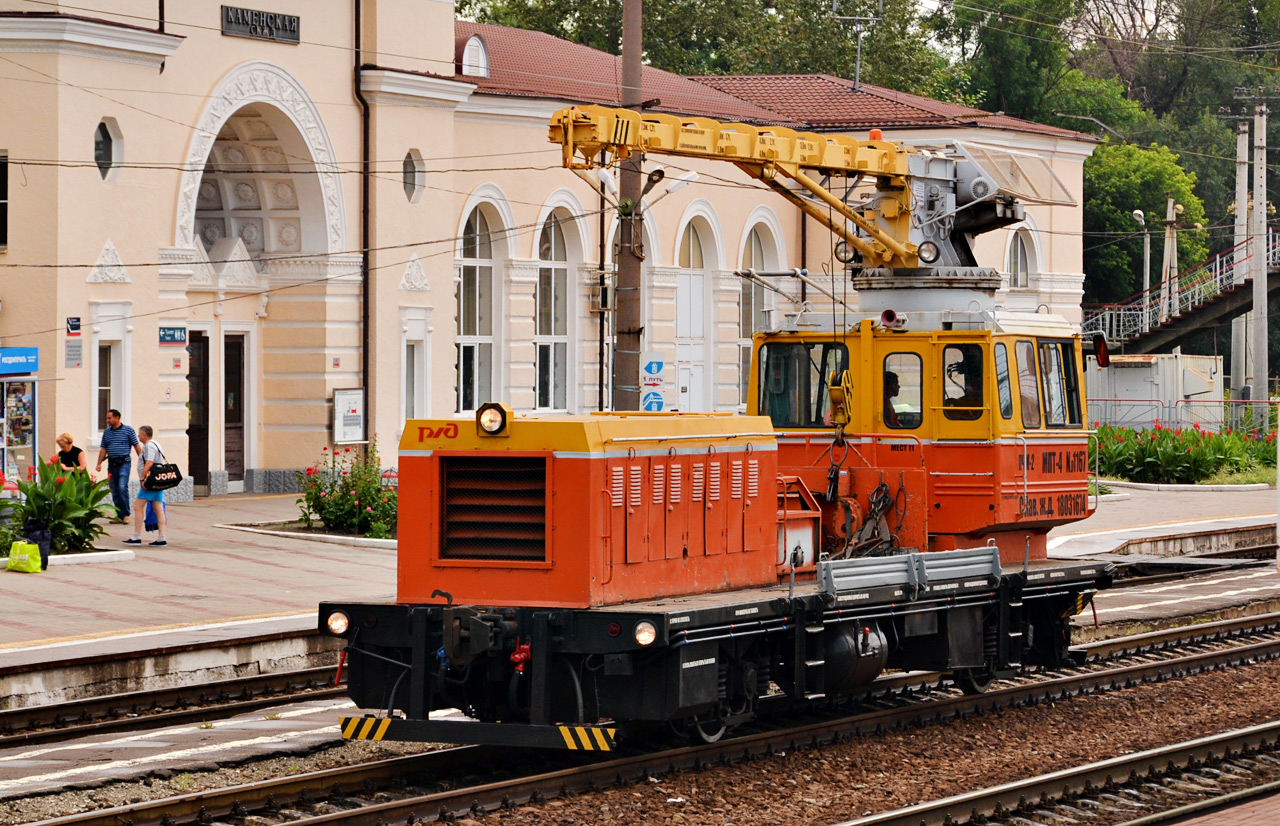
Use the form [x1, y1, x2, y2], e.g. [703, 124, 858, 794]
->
[326, 611, 350, 635]
[477, 403, 508, 434]
[634, 620, 658, 646]
[918, 240, 940, 264]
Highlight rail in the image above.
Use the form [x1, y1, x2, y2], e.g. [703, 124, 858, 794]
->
[33, 615, 1280, 826]
[1082, 228, 1280, 343]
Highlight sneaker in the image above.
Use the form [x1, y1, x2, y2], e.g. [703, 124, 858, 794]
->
[149, 540, 167, 547]
[123, 538, 142, 545]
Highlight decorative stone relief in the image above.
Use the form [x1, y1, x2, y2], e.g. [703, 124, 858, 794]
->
[197, 181, 222, 210]
[198, 219, 225, 248]
[399, 254, 429, 291]
[269, 180, 296, 209]
[176, 62, 349, 254]
[207, 237, 262, 288]
[237, 219, 264, 250]
[232, 181, 260, 209]
[505, 260, 539, 285]
[260, 146, 287, 167]
[87, 239, 130, 283]
[276, 220, 300, 248]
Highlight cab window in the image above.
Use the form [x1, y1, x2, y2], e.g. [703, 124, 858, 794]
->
[942, 344, 983, 421]
[883, 353, 922, 429]
[994, 343, 1014, 419]
[1015, 339, 1041, 428]
[758, 341, 849, 428]
[1039, 339, 1082, 427]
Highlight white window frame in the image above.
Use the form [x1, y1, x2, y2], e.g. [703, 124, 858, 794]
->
[401, 307, 431, 428]
[535, 217, 569, 410]
[456, 208, 494, 413]
[89, 300, 132, 445]
[1007, 228, 1035, 289]
[739, 226, 771, 405]
[402, 149, 424, 204]
[462, 35, 490, 77]
[95, 117, 123, 182]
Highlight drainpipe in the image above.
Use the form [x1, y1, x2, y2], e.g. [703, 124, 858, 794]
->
[158, 1, 164, 32]
[353, 0, 371, 445]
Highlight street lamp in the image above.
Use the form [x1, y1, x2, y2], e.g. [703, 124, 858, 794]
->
[1132, 209, 1151, 332]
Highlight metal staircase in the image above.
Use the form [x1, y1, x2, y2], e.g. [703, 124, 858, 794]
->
[1082, 229, 1280, 353]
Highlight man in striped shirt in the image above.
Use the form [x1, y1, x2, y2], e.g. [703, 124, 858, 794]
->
[95, 409, 141, 522]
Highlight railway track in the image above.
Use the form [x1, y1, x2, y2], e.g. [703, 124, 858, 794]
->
[836, 720, 1280, 825]
[24, 613, 1280, 826]
[0, 667, 344, 747]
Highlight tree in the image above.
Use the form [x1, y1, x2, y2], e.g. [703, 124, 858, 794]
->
[459, 0, 952, 97]
[929, 0, 1081, 121]
[1082, 142, 1209, 304]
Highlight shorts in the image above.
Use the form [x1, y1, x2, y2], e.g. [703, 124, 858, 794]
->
[138, 488, 165, 502]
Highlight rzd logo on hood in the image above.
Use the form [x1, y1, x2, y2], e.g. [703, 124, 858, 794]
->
[417, 423, 459, 440]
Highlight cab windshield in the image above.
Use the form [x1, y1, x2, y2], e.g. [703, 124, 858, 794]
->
[758, 341, 849, 428]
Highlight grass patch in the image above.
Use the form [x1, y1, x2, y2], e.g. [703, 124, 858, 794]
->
[1089, 480, 1114, 496]
[1201, 466, 1277, 486]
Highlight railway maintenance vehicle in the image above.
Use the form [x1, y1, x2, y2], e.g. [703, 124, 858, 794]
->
[320, 105, 1112, 750]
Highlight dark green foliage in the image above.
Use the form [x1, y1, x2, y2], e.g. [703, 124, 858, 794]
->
[1082, 143, 1208, 304]
[295, 442, 397, 538]
[1091, 422, 1274, 484]
[11, 459, 112, 553]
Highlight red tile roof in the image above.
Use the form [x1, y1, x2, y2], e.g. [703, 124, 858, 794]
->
[692, 74, 1090, 139]
[454, 22, 793, 124]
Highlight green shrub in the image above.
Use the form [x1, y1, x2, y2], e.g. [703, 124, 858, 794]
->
[1091, 422, 1275, 484]
[295, 441, 396, 537]
[11, 459, 113, 552]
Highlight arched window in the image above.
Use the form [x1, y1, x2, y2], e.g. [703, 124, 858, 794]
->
[676, 223, 707, 411]
[740, 227, 769, 404]
[462, 35, 490, 77]
[536, 216, 569, 410]
[1007, 229, 1034, 289]
[456, 208, 493, 412]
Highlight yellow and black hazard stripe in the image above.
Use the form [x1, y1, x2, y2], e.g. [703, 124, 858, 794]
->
[341, 716, 394, 741]
[557, 725, 618, 751]
[1061, 592, 1090, 618]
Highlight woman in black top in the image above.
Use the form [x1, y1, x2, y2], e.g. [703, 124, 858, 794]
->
[55, 433, 88, 472]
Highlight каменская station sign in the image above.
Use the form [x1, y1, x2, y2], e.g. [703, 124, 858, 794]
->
[221, 5, 300, 44]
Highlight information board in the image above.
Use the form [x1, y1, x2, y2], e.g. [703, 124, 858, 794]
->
[333, 388, 365, 444]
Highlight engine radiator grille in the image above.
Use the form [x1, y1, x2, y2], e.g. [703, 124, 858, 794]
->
[440, 456, 547, 561]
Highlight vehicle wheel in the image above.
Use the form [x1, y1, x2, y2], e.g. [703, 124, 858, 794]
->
[953, 666, 996, 695]
[693, 714, 727, 744]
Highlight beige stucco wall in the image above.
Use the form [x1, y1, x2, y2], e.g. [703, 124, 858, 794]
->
[0, 1, 1096, 492]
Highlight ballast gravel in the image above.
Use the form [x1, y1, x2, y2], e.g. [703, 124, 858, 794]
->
[4, 659, 1279, 826]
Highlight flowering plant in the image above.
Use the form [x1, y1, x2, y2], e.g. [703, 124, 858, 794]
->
[1091, 422, 1273, 484]
[11, 457, 112, 552]
[295, 441, 396, 537]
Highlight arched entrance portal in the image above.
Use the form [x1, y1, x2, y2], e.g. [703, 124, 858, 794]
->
[174, 62, 354, 494]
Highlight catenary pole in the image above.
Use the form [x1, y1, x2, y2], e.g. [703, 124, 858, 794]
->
[613, 0, 644, 411]
[1232, 119, 1249, 397]
[1253, 103, 1268, 404]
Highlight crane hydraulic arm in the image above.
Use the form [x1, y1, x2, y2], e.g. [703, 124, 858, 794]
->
[549, 105, 1076, 274]
[549, 104, 917, 268]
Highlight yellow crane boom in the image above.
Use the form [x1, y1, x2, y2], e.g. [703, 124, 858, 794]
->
[549, 104, 918, 268]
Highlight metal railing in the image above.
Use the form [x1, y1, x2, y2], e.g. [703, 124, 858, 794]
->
[1082, 228, 1280, 342]
[1087, 398, 1279, 434]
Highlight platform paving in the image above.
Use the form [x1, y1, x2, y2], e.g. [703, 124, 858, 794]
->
[0, 494, 395, 649]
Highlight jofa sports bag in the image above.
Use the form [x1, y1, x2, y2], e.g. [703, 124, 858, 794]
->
[143, 445, 183, 492]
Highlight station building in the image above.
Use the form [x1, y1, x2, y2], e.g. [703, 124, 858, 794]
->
[0, 2, 1095, 496]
